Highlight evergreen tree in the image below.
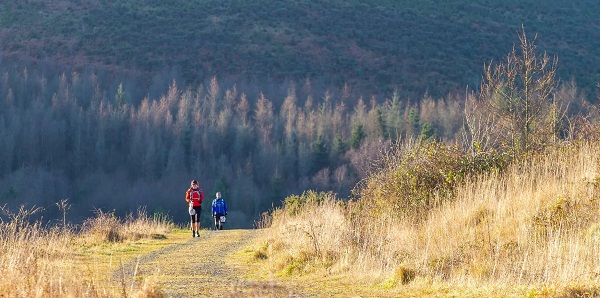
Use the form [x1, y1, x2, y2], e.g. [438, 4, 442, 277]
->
[419, 122, 435, 141]
[349, 123, 366, 149]
[406, 107, 420, 137]
[385, 90, 404, 140]
[366, 105, 386, 140]
[115, 83, 127, 111]
[332, 133, 347, 157]
[331, 132, 347, 169]
[311, 135, 329, 174]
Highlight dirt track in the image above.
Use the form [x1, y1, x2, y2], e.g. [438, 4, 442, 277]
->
[116, 229, 308, 297]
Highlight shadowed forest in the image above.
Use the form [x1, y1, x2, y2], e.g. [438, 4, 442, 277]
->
[0, 64, 469, 226]
[1, 0, 600, 228]
[0, 61, 596, 227]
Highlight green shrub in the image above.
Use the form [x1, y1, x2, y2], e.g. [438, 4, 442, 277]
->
[282, 190, 331, 216]
[357, 140, 509, 217]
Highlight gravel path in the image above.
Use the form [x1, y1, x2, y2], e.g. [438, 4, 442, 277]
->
[115, 229, 308, 297]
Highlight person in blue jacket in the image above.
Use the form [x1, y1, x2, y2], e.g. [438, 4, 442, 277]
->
[211, 192, 228, 230]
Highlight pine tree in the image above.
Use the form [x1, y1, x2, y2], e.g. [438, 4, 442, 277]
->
[349, 123, 365, 150]
[311, 135, 329, 174]
[115, 83, 127, 112]
[406, 107, 420, 137]
[385, 90, 404, 140]
[419, 122, 435, 141]
[332, 132, 347, 162]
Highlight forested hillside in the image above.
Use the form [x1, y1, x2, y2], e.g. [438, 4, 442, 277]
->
[0, 63, 471, 226]
[1, 1, 599, 227]
[1, 0, 599, 97]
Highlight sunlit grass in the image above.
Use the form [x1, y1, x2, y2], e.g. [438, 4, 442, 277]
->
[253, 141, 600, 296]
[0, 207, 180, 297]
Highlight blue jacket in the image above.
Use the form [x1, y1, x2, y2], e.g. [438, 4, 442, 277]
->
[212, 198, 228, 215]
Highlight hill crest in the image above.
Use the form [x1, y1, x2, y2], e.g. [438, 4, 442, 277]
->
[1, 0, 599, 98]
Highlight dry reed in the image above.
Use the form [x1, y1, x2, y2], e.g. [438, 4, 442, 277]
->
[0, 206, 173, 297]
[260, 141, 600, 293]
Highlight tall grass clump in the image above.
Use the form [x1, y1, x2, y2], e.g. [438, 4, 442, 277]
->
[82, 207, 174, 244]
[0, 206, 173, 297]
[421, 141, 600, 285]
[259, 191, 353, 276]
[0, 206, 63, 297]
[257, 140, 600, 293]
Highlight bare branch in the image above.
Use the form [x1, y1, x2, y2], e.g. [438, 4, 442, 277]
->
[478, 27, 558, 154]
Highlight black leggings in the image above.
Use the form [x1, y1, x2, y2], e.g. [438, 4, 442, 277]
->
[190, 206, 202, 223]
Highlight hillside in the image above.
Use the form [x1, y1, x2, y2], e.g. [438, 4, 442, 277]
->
[2, 143, 600, 297]
[1, 0, 599, 98]
[253, 141, 600, 296]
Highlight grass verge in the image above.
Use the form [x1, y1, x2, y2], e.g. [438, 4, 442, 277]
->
[0, 207, 187, 297]
[245, 141, 600, 297]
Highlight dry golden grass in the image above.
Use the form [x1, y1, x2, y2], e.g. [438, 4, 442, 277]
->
[81, 208, 173, 245]
[0, 207, 175, 297]
[256, 141, 600, 296]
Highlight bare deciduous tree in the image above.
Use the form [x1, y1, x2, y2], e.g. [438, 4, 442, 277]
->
[55, 199, 71, 228]
[463, 88, 500, 154]
[480, 27, 559, 154]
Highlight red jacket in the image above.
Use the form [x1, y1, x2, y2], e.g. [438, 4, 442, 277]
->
[185, 187, 204, 207]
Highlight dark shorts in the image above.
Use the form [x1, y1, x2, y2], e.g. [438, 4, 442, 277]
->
[214, 213, 225, 229]
[214, 213, 225, 221]
[190, 206, 202, 222]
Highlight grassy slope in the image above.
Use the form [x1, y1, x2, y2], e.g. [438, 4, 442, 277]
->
[0, 209, 179, 296]
[3, 140, 599, 297]
[0, 0, 598, 97]
[249, 141, 600, 297]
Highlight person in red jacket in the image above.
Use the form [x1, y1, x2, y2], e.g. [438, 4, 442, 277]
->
[185, 180, 204, 237]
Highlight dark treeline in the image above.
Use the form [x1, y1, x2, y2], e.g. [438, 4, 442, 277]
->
[2, 0, 599, 98]
[0, 63, 592, 227]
